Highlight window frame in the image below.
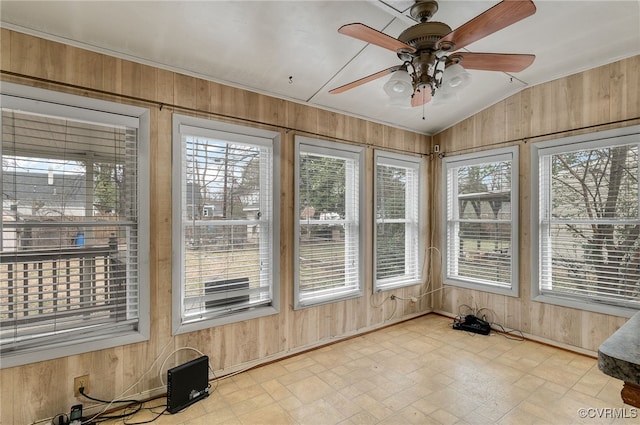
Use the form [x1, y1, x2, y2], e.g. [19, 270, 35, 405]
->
[442, 146, 519, 297]
[531, 125, 640, 317]
[294, 136, 365, 309]
[0, 82, 150, 368]
[172, 114, 280, 334]
[373, 150, 423, 292]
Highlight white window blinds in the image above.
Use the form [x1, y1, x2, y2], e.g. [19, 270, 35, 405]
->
[295, 138, 363, 308]
[538, 137, 640, 309]
[1, 105, 143, 359]
[174, 119, 277, 331]
[444, 147, 518, 295]
[374, 152, 421, 291]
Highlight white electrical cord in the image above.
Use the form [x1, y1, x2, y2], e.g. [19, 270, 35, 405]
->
[81, 336, 175, 425]
[158, 346, 208, 386]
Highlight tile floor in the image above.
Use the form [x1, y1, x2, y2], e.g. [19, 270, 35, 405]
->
[102, 314, 637, 424]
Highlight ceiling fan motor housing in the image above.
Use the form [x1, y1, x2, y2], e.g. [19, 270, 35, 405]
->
[397, 21, 453, 61]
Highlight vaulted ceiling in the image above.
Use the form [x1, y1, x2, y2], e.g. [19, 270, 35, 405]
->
[1, 1, 639, 135]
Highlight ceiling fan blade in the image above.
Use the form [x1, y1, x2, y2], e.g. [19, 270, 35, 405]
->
[438, 0, 536, 51]
[338, 23, 416, 53]
[452, 52, 535, 72]
[411, 87, 432, 107]
[329, 65, 402, 94]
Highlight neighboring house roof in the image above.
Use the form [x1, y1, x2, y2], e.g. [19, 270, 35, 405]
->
[3, 171, 87, 214]
[458, 190, 510, 202]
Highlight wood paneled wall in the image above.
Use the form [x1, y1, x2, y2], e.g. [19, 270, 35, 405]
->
[431, 55, 640, 353]
[0, 29, 432, 424]
[2, 27, 638, 424]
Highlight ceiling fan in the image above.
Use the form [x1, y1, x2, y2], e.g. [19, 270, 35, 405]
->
[329, 0, 537, 107]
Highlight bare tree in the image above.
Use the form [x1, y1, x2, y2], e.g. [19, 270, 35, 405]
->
[552, 145, 639, 296]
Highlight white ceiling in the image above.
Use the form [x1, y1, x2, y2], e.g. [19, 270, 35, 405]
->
[1, 1, 639, 135]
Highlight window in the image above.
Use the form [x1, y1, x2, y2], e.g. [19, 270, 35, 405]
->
[294, 137, 364, 308]
[172, 115, 279, 334]
[374, 151, 422, 291]
[443, 147, 519, 296]
[532, 126, 640, 314]
[1, 83, 149, 368]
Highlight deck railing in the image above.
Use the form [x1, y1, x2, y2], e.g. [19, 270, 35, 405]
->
[0, 244, 125, 326]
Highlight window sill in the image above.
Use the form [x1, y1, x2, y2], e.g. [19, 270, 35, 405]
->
[173, 304, 279, 335]
[444, 277, 518, 297]
[1, 329, 148, 369]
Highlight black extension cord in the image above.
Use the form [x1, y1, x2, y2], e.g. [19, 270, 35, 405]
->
[452, 314, 491, 335]
[77, 387, 168, 424]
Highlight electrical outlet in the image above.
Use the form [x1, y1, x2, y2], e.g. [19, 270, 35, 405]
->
[73, 375, 89, 397]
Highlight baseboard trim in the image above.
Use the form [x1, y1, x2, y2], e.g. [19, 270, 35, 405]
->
[432, 310, 598, 358]
[214, 310, 433, 379]
[32, 310, 433, 424]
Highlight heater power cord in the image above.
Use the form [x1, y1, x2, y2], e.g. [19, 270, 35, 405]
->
[77, 387, 167, 424]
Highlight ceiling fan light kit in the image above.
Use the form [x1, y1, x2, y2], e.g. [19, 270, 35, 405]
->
[383, 68, 413, 99]
[431, 62, 472, 107]
[383, 67, 413, 108]
[441, 63, 471, 91]
[330, 0, 537, 110]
